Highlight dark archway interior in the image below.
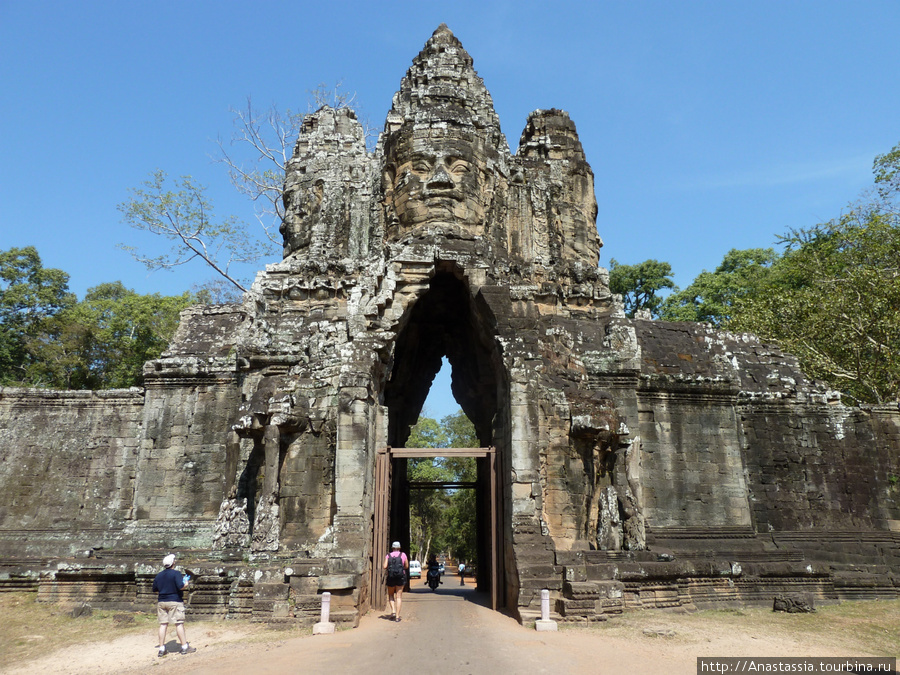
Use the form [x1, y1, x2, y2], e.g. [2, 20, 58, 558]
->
[384, 264, 499, 447]
[382, 263, 505, 601]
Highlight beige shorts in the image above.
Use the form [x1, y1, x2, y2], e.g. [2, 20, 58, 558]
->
[157, 601, 185, 624]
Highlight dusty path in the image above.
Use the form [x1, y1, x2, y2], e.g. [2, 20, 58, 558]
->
[5, 581, 895, 675]
[165, 584, 588, 675]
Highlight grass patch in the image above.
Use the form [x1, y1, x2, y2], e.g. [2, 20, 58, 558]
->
[562, 600, 900, 656]
[2, 591, 317, 668]
[3, 592, 157, 664]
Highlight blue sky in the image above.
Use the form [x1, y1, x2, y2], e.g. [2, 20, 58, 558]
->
[2, 1, 899, 420]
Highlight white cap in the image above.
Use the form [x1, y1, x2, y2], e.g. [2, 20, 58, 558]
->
[391, 541, 401, 549]
[163, 553, 175, 568]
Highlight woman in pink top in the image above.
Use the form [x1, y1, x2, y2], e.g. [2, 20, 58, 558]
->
[383, 541, 409, 622]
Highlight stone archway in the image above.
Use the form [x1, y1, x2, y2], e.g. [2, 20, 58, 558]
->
[384, 264, 501, 449]
[374, 263, 510, 611]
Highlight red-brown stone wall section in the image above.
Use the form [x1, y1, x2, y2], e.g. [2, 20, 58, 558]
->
[638, 390, 753, 529]
[279, 426, 336, 545]
[133, 380, 240, 525]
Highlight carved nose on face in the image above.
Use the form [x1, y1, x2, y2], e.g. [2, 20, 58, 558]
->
[427, 165, 454, 189]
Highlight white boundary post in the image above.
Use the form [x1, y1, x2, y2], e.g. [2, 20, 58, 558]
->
[313, 591, 336, 634]
[535, 589, 558, 632]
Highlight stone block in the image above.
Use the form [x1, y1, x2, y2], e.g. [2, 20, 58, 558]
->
[318, 574, 357, 590]
[773, 594, 815, 613]
[563, 581, 600, 599]
[254, 583, 289, 601]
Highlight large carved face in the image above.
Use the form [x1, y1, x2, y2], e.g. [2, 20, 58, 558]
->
[563, 169, 601, 262]
[281, 178, 323, 254]
[384, 127, 492, 234]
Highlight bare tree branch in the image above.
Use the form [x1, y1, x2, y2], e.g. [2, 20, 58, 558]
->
[117, 170, 269, 292]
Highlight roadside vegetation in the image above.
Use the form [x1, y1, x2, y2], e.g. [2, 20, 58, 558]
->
[565, 599, 900, 657]
[610, 141, 900, 405]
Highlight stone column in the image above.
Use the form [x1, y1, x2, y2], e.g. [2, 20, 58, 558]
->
[264, 424, 280, 496]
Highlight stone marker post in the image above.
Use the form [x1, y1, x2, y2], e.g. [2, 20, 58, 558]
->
[535, 589, 558, 631]
[313, 591, 335, 634]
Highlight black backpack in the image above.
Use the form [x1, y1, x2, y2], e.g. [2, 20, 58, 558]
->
[387, 553, 404, 577]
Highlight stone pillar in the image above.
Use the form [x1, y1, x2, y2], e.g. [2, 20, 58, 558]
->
[334, 395, 369, 519]
[263, 424, 280, 496]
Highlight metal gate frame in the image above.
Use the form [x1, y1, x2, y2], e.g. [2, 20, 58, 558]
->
[371, 446, 498, 611]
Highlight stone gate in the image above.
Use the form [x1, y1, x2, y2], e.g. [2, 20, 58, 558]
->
[1, 25, 898, 625]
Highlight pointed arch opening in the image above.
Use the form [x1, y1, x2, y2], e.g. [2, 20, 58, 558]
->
[385, 264, 499, 448]
[376, 262, 510, 611]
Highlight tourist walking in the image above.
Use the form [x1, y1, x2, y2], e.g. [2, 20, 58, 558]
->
[383, 541, 409, 622]
[152, 553, 196, 656]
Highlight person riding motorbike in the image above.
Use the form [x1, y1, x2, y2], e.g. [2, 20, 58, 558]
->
[426, 554, 442, 591]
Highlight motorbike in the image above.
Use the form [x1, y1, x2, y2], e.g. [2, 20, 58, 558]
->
[426, 565, 442, 591]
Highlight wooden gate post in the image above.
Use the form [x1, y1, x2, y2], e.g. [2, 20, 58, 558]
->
[371, 446, 391, 612]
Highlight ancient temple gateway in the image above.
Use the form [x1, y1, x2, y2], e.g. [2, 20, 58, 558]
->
[1, 26, 898, 625]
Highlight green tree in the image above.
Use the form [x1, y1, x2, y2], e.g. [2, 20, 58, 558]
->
[662, 142, 900, 404]
[0, 247, 75, 385]
[0, 249, 196, 390]
[76, 283, 192, 388]
[437, 410, 478, 563]
[406, 415, 451, 562]
[730, 212, 899, 404]
[407, 457, 453, 563]
[659, 248, 778, 324]
[608, 258, 675, 318]
[441, 409, 479, 448]
[405, 409, 480, 564]
[26, 282, 195, 389]
[406, 415, 447, 448]
[118, 170, 273, 292]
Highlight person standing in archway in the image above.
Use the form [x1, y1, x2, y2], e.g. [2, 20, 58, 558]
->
[383, 541, 409, 622]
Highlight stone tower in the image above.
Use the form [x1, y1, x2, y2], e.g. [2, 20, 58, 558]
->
[0, 25, 897, 624]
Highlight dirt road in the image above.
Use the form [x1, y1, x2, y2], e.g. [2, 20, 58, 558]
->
[7, 581, 895, 675]
[174, 584, 590, 675]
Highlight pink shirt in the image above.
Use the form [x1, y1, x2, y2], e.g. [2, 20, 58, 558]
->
[385, 551, 408, 566]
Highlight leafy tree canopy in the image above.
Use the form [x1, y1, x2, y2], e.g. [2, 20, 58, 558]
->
[608, 258, 675, 318]
[0, 247, 75, 385]
[729, 210, 899, 405]
[1, 247, 197, 389]
[658, 248, 778, 324]
[657, 141, 900, 404]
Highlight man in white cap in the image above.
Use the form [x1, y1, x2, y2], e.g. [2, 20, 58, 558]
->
[152, 553, 195, 657]
[382, 541, 409, 622]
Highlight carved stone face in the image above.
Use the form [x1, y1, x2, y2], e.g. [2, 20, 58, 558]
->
[281, 179, 324, 254]
[385, 127, 492, 235]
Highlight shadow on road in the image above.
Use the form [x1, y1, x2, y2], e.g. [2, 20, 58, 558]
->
[406, 579, 490, 607]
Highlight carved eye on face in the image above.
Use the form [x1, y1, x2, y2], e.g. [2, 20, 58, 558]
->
[410, 156, 434, 175]
[447, 159, 470, 177]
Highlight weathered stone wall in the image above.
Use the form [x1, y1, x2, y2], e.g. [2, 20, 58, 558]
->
[0, 388, 143, 557]
[637, 388, 752, 529]
[129, 377, 239, 546]
[741, 404, 900, 532]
